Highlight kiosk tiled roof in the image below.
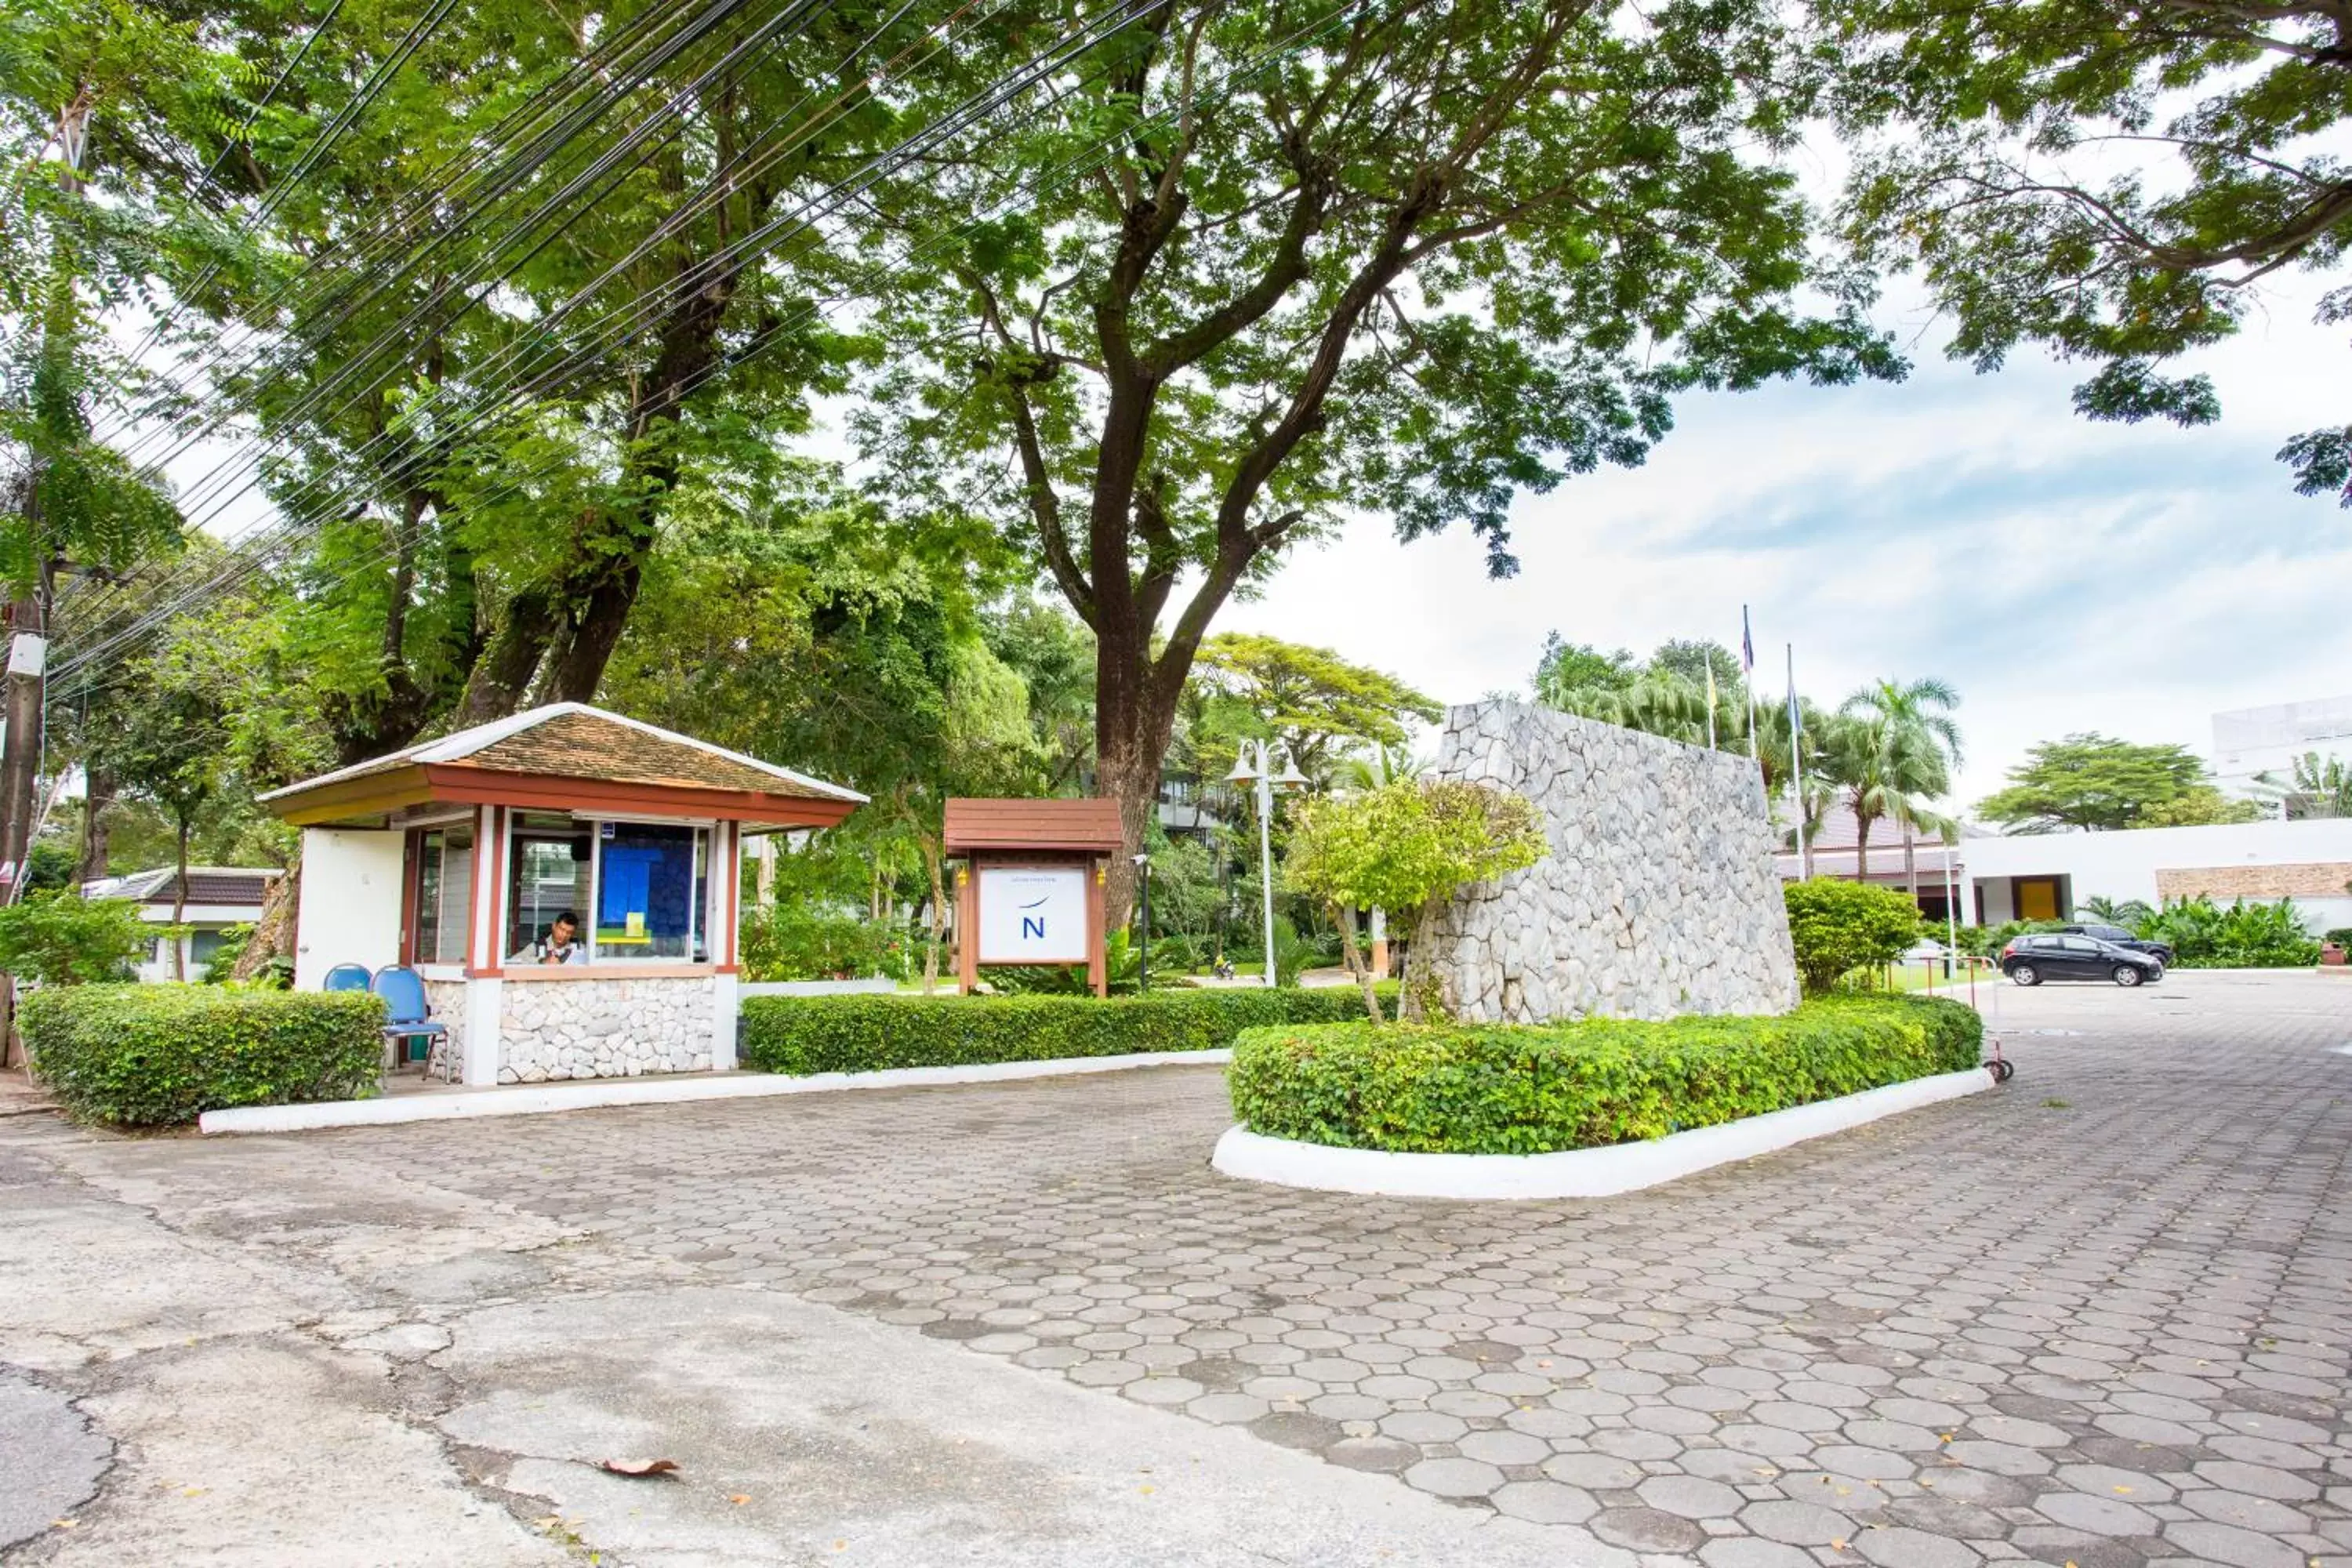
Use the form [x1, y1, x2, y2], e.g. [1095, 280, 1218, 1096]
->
[260, 703, 866, 806]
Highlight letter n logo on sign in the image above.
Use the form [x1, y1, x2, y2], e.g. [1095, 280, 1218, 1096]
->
[1022, 916, 1047, 940]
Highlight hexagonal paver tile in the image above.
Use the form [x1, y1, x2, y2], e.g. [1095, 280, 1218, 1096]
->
[1636, 1474, 1744, 1521]
[1588, 1507, 1707, 1554]
[1403, 1457, 1506, 1499]
[1490, 1479, 1599, 1524]
[1854, 1526, 1981, 1568]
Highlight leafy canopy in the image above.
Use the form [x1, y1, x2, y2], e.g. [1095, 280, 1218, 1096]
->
[1976, 732, 2258, 833]
[1284, 779, 1546, 924]
[1823, 0, 2352, 499]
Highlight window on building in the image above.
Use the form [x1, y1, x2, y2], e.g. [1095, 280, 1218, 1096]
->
[410, 824, 475, 964]
[496, 816, 709, 964]
[190, 929, 227, 967]
[506, 820, 590, 961]
[592, 822, 705, 961]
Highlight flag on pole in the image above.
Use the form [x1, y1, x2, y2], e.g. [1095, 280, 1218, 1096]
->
[1704, 659, 1719, 750]
[1740, 605, 1759, 761]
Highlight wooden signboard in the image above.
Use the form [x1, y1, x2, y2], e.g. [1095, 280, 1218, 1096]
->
[944, 799, 1122, 998]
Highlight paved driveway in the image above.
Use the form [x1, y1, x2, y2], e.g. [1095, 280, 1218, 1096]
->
[2, 972, 2347, 1566]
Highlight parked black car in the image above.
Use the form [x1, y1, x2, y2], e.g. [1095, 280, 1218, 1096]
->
[2002, 932, 2165, 987]
[2056, 922, 2175, 967]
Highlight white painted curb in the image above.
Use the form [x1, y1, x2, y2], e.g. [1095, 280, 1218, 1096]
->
[198, 1047, 1232, 1135]
[1211, 1066, 1998, 1200]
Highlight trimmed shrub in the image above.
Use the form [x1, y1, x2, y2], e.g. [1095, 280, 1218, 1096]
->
[1228, 995, 1983, 1155]
[2139, 896, 2320, 968]
[741, 985, 1394, 1075]
[24, 984, 386, 1127]
[1783, 878, 1926, 995]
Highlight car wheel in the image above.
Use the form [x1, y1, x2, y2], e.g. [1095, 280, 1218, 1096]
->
[2009, 963, 2040, 986]
[2113, 964, 2143, 987]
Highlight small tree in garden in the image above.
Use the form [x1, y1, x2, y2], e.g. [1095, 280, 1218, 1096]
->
[0, 896, 155, 986]
[1285, 781, 1548, 1024]
[1783, 877, 1922, 996]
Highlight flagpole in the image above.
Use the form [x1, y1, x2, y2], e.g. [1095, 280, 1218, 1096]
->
[1740, 605, 1759, 764]
[1788, 643, 1810, 880]
[1705, 661, 1718, 750]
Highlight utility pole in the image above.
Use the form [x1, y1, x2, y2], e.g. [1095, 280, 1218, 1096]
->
[0, 96, 93, 1064]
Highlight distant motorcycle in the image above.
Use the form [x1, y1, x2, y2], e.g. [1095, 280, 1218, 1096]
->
[1210, 956, 1236, 979]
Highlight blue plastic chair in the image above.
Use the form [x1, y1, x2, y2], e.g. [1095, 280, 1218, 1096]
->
[323, 964, 372, 993]
[371, 965, 448, 1067]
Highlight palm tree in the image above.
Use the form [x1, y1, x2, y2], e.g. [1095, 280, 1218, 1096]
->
[2251, 752, 2352, 819]
[1838, 677, 1963, 895]
[1812, 713, 1953, 884]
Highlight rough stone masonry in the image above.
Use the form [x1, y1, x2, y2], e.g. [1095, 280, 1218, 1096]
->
[1423, 700, 1800, 1022]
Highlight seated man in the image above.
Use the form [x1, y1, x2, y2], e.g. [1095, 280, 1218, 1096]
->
[510, 909, 583, 966]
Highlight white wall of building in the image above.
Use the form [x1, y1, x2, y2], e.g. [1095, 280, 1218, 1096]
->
[2211, 694, 2352, 797]
[294, 828, 405, 990]
[1965, 818, 2352, 932]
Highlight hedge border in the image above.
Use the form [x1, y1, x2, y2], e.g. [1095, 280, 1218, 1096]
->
[24, 983, 386, 1128]
[1226, 995, 1984, 1156]
[740, 985, 1393, 1076]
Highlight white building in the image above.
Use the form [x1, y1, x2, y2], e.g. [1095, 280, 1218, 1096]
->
[82, 866, 281, 981]
[2211, 694, 2352, 800]
[1964, 818, 2352, 933]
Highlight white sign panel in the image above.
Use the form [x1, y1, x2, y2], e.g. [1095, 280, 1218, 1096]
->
[976, 866, 1089, 964]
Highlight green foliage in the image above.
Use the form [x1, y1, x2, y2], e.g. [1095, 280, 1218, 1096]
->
[1284, 781, 1548, 927]
[1532, 635, 1639, 703]
[1824, 0, 2352, 501]
[740, 986, 1392, 1076]
[22, 984, 384, 1127]
[1976, 734, 2246, 833]
[1189, 634, 1441, 784]
[2322, 927, 2352, 949]
[1783, 877, 1926, 996]
[1228, 996, 1984, 1155]
[0, 894, 152, 983]
[2074, 895, 2155, 928]
[739, 906, 912, 983]
[198, 921, 289, 987]
[2139, 897, 2321, 969]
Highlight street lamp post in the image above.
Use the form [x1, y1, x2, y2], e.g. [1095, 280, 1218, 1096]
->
[1225, 740, 1308, 989]
[1131, 851, 1151, 993]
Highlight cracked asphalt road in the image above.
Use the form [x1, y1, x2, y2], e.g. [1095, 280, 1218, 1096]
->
[0, 971, 2347, 1566]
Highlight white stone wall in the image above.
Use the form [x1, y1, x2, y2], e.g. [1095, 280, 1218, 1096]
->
[1423, 701, 1799, 1022]
[498, 976, 717, 1083]
[421, 978, 468, 1082]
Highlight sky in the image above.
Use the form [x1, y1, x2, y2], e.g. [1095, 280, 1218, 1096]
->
[1213, 270, 2351, 810]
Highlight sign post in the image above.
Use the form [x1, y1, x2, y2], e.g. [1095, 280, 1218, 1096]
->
[945, 799, 1123, 998]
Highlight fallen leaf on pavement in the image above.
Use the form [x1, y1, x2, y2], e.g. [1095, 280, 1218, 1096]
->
[728, 1494, 752, 1506]
[599, 1459, 679, 1478]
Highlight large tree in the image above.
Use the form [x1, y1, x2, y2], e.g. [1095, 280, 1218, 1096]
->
[1189, 632, 1439, 782]
[1977, 731, 2258, 833]
[1824, 0, 2352, 499]
[864, 0, 1903, 920]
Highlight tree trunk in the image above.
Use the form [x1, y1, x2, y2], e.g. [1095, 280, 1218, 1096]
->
[1333, 902, 1383, 1025]
[171, 818, 191, 982]
[1902, 828, 1917, 907]
[76, 764, 115, 886]
[1094, 655, 1175, 929]
[1853, 812, 1872, 883]
[232, 854, 299, 984]
[920, 834, 946, 995]
[456, 586, 561, 724]
[1397, 900, 1454, 1024]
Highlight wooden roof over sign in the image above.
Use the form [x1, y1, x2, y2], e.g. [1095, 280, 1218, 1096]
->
[943, 797, 1123, 855]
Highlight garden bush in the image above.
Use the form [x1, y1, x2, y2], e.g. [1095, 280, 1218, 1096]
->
[741, 985, 1395, 1075]
[2140, 896, 2319, 967]
[2325, 927, 2352, 950]
[1782, 878, 1929, 994]
[23, 984, 386, 1127]
[1228, 994, 1983, 1155]
[0, 895, 156, 985]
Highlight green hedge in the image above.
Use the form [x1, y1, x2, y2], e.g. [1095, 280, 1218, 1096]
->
[23, 984, 387, 1127]
[1227, 995, 1984, 1155]
[741, 985, 1394, 1075]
